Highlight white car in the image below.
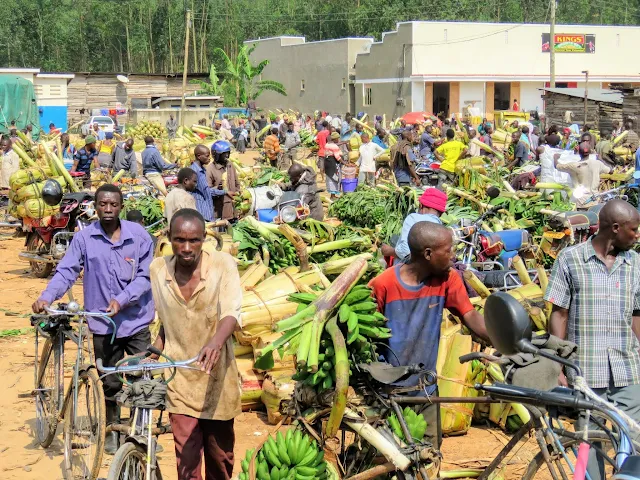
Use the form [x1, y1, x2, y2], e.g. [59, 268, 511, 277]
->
[81, 116, 115, 135]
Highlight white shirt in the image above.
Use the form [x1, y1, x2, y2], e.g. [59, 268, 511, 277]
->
[539, 145, 572, 187]
[358, 142, 385, 173]
[221, 119, 231, 130]
[331, 117, 342, 130]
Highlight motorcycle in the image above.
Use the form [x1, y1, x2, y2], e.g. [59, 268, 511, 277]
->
[255, 189, 310, 224]
[19, 192, 97, 278]
[540, 181, 640, 259]
[454, 206, 540, 290]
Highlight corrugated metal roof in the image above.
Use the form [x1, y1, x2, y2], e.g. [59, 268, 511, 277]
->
[542, 88, 622, 104]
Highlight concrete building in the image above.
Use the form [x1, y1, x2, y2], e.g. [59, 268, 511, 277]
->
[355, 22, 640, 120]
[0, 68, 75, 132]
[244, 36, 374, 116]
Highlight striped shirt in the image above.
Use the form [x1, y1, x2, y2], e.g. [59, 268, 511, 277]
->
[544, 239, 640, 389]
[189, 161, 225, 222]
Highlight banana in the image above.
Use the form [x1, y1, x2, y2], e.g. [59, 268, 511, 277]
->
[277, 431, 291, 465]
[264, 438, 283, 468]
[311, 450, 325, 467]
[347, 311, 358, 333]
[296, 466, 317, 476]
[343, 289, 372, 305]
[287, 293, 317, 304]
[338, 303, 352, 323]
[257, 461, 271, 480]
[347, 325, 359, 344]
[358, 324, 392, 339]
[292, 430, 303, 463]
[241, 460, 250, 473]
[320, 375, 333, 391]
[286, 430, 296, 467]
[271, 465, 281, 480]
[349, 301, 378, 313]
[356, 314, 385, 326]
[298, 446, 318, 466]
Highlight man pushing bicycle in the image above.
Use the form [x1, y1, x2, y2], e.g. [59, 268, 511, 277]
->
[32, 183, 155, 455]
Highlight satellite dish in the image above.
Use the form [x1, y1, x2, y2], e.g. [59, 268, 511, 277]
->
[117, 75, 129, 84]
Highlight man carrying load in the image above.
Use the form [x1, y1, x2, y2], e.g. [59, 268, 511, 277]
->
[370, 222, 488, 449]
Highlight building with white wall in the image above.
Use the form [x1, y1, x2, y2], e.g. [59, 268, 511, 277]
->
[354, 21, 640, 120]
[0, 68, 74, 132]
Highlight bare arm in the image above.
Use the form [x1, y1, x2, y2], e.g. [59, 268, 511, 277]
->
[549, 305, 569, 339]
[197, 316, 238, 374]
[462, 309, 490, 343]
[632, 312, 640, 348]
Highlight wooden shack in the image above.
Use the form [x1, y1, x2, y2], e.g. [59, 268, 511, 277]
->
[67, 72, 208, 125]
[542, 88, 622, 133]
[608, 85, 640, 125]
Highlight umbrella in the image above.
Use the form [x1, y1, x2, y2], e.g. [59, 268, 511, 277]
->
[401, 111, 436, 125]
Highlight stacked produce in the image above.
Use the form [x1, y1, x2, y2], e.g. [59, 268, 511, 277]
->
[126, 120, 165, 138]
[239, 429, 333, 480]
[328, 185, 419, 242]
[120, 196, 165, 232]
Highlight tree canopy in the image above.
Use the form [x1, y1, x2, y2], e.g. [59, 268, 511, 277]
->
[3, 0, 638, 75]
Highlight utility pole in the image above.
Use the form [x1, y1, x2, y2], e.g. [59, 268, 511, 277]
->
[180, 9, 191, 128]
[582, 70, 589, 127]
[550, 0, 556, 88]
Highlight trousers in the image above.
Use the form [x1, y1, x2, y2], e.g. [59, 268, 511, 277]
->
[92, 327, 151, 403]
[170, 413, 235, 480]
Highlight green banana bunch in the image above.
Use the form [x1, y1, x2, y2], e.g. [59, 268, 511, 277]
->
[387, 407, 428, 442]
[292, 336, 336, 393]
[251, 430, 328, 480]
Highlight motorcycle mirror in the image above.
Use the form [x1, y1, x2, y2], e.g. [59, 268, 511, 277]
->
[486, 186, 500, 199]
[266, 191, 276, 201]
[484, 292, 537, 356]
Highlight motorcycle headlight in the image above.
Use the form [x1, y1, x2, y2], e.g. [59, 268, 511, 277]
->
[280, 206, 298, 224]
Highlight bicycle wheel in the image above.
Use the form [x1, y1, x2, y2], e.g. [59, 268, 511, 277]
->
[35, 337, 61, 448]
[63, 368, 106, 480]
[108, 442, 163, 480]
[522, 432, 616, 480]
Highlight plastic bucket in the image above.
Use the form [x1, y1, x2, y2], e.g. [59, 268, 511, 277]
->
[341, 178, 358, 193]
[256, 209, 279, 223]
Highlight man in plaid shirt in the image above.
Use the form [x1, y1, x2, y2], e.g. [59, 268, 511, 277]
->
[545, 200, 640, 476]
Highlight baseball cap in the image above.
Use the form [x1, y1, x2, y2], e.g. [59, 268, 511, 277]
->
[419, 188, 448, 213]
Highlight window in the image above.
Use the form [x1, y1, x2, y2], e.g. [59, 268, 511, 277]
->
[34, 85, 44, 96]
[364, 85, 372, 106]
[301, 79, 305, 91]
[341, 78, 347, 90]
[50, 85, 61, 96]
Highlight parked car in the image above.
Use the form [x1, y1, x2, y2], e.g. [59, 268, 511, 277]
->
[81, 116, 115, 135]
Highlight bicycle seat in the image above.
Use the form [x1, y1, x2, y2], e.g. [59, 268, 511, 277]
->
[358, 362, 426, 385]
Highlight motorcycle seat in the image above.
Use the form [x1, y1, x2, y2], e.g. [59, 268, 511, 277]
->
[62, 192, 94, 203]
[559, 211, 598, 228]
[493, 229, 530, 251]
[358, 362, 426, 385]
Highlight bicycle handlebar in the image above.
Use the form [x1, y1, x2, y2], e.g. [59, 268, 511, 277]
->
[96, 356, 199, 375]
[43, 306, 115, 318]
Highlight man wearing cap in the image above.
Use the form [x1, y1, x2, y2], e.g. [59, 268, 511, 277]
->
[380, 188, 447, 263]
[72, 135, 100, 189]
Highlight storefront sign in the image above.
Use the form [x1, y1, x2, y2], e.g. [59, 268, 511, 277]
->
[541, 33, 595, 53]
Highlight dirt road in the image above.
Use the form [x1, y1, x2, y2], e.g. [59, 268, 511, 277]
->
[0, 236, 540, 479]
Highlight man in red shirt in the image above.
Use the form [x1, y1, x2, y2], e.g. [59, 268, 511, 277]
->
[315, 121, 330, 180]
[370, 222, 488, 448]
[512, 99, 519, 111]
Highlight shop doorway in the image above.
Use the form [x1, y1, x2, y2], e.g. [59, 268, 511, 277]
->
[494, 82, 511, 111]
[433, 82, 450, 117]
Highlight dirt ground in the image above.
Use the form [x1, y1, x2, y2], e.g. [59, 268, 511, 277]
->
[0, 187, 544, 479]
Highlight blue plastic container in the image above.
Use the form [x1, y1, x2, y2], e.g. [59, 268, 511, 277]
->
[256, 209, 279, 223]
[341, 178, 358, 193]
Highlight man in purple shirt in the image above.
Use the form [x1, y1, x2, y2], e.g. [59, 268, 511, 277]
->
[32, 184, 155, 454]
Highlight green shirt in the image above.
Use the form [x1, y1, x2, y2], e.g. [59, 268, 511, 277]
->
[544, 239, 640, 389]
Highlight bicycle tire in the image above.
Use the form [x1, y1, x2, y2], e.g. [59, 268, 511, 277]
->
[62, 368, 106, 480]
[521, 432, 615, 480]
[107, 442, 163, 480]
[35, 337, 61, 448]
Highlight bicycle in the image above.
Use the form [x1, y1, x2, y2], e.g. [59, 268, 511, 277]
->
[276, 301, 640, 480]
[96, 346, 201, 480]
[31, 300, 117, 480]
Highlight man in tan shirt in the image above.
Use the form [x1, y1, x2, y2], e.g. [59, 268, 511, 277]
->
[149, 208, 242, 480]
[164, 168, 197, 224]
[206, 141, 240, 220]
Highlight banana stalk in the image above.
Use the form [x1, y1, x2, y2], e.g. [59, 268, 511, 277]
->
[11, 142, 39, 168]
[512, 255, 532, 285]
[325, 316, 349, 438]
[463, 270, 490, 298]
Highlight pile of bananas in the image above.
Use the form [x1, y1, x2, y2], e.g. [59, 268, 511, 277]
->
[388, 407, 428, 442]
[287, 286, 391, 394]
[240, 430, 328, 480]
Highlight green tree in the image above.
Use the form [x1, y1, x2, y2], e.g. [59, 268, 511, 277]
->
[213, 45, 287, 107]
